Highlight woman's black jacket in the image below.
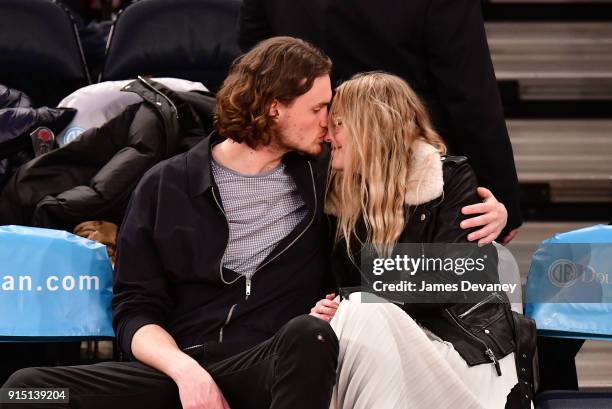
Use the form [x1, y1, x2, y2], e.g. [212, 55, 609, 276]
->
[331, 154, 517, 375]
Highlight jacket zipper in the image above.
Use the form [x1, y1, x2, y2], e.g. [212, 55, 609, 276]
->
[483, 328, 507, 357]
[245, 272, 253, 297]
[211, 186, 241, 342]
[457, 292, 503, 319]
[211, 186, 240, 285]
[211, 162, 317, 341]
[447, 310, 502, 376]
[212, 161, 318, 298]
[218, 304, 237, 343]
[248, 162, 318, 293]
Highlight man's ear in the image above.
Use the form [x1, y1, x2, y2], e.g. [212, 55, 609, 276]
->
[269, 99, 280, 120]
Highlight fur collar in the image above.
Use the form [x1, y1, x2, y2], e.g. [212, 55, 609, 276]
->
[404, 140, 444, 206]
[325, 140, 444, 216]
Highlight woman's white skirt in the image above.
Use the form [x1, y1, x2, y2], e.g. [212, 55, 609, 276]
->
[329, 293, 527, 409]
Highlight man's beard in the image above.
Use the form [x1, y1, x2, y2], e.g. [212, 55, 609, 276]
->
[271, 129, 322, 158]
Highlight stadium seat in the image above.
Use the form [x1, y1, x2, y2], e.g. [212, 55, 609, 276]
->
[536, 390, 612, 409]
[101, 0, 241, 92]
[0, 0, 91, 107]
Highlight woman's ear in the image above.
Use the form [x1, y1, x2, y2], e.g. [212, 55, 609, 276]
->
[269, 99, 280, 120]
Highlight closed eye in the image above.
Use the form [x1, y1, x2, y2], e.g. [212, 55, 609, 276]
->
[313, 104, 330, 114]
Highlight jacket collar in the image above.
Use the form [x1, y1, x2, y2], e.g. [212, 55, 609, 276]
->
[186, 132, 318, 212]
[123, 77, 180, 158]
[404, 139, 444, 206]
[186, 131, 218, 197]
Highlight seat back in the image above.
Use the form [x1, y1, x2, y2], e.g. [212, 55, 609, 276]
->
[0, 225, 113, 340]
[494, 242, 523, 313]
[101, 0, 241, 92]
[0, 0, 91, 107]
[536, 391, 612, 409]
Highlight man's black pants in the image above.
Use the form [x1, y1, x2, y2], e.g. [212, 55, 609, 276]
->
[1, 315, 339, 409]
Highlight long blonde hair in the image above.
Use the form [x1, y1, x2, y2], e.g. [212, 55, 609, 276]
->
[325, 72, 446, 258]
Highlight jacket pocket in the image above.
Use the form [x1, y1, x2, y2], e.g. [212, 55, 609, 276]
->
[182, 343, 205, 360]
[445, 296, 515, 374]
[457, 292, 504, 319]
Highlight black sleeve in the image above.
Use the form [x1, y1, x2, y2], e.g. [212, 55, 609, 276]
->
[111, 166, 173, 360]
[424, 0, 522, 235]
[238, 0, 273, 52]
[402, 159, 486, 316]
[431, 159, 481, 243]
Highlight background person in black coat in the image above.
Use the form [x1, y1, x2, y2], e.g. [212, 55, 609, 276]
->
[238, 0, 522, 242]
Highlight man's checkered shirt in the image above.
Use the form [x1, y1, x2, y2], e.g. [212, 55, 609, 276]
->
[211, 158, 307, 278]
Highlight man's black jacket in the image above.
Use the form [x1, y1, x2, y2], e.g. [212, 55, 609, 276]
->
[239, 0, 522, 236]
[112, 133, 332, 359]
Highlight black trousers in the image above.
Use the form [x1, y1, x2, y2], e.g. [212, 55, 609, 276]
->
[1, 315, 339, 409]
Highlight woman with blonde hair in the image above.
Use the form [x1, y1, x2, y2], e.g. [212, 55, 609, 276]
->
[310, 72, 528, 409]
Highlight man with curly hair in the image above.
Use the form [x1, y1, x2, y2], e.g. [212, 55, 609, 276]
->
[239, 0, 522, 246]
[2, 35, 508, 409]
[2, 36, 339, 409]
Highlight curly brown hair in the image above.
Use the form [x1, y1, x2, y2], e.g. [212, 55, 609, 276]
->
[214, 36, 332, 149]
